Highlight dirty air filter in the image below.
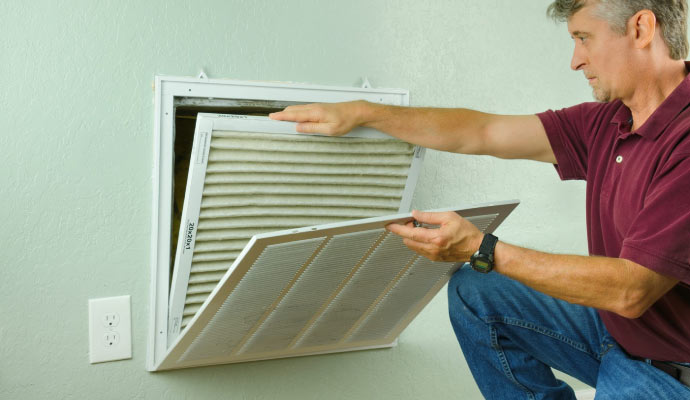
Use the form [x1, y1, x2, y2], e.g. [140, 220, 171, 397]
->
[168, 114, 423, 342]
[158, 201, 517, 370]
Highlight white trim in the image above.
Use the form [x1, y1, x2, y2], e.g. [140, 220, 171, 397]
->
[148, 75, 410, 371]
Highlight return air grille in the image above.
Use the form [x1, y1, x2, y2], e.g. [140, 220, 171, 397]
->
[158, 204, 517, 371]
[180, 236, 328, 363]
[168, 115, 420, 340]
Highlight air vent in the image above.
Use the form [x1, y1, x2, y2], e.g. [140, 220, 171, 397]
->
[168, 115, 423, 341]
[148, 76, 519, 372]
[157, 203, 516, 370]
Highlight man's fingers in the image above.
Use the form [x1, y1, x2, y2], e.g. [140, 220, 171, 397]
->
[402, 238, 431, 251]
[401, 238, 442, 260]
[385, 222, 409, 236]
[269, 105, 321, 123]
[386, 223, 436, 242]
[268, 110, 295, 121]
[411, 210, 458, 226]
[295, 122, 320, 133]
[296, 122, 339, 135]
[269, 103, 354, 136]
[268, 110, 315, 122]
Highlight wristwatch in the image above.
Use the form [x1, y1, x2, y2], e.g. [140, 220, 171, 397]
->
[470, 233, 499, 273]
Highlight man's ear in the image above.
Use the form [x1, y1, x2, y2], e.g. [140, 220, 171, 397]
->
[628, 9, 657, 50]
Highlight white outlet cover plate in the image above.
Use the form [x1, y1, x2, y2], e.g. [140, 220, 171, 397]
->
[89, 295, 132, 364]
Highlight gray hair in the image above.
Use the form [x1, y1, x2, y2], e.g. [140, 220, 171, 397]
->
[547, 0, 689, 60]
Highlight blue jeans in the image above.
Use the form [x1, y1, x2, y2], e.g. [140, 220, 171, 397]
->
[447, 264, 690, 399]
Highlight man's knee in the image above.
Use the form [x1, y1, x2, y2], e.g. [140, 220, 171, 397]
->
[448, 263, 523, 319]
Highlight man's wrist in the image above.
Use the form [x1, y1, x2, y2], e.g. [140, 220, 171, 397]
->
[473, 232, 485, 255]
[358, 100, 385, 128]
[470, 233, 499, 273]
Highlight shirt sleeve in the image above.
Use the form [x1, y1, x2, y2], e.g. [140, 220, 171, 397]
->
[537, 102, 605, 181]
[620, 153, 690, 284]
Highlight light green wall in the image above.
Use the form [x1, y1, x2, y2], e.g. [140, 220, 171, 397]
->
[2, 0, 610, 398]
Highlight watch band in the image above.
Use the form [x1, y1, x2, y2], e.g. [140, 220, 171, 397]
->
[470, 233, 499, 273]
[479, 233, 499, 256]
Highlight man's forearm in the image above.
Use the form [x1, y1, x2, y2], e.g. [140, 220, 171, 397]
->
[271, 100, 555, 162]
[356, 101, 492, 154]
[493, 241, 678, 319]
[355, 101, 555, 162]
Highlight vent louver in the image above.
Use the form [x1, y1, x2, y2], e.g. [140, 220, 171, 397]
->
[159, 206, 515, 370]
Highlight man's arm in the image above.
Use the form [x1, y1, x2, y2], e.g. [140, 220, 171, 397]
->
[269, 100, 557, 163]
[492, 242, 679, 319]
[387, 210, 679, 319]
[271, 101, 680, 316]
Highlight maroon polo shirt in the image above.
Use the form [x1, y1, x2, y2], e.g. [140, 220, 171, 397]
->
[537, 62, 690, 362]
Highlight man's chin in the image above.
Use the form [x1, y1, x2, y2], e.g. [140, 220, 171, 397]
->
[592, 89, 612, 103]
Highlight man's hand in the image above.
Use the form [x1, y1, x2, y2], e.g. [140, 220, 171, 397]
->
[386, 210, 484, 262]
[269, 101, 366, 136]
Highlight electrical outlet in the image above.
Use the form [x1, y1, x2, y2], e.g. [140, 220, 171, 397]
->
[103, 312, 120, 328]
[89, 295, 132, 364]
[104, 331, 120, 347]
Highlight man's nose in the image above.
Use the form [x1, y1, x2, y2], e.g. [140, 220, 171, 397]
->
[571, 44, 586, 71]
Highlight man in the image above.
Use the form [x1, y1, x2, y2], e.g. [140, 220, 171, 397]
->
[270, 0, 690, 398]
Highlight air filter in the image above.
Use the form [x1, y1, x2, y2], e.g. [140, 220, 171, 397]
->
[168, 114, 423, 341]
[158, 201, 517, 370]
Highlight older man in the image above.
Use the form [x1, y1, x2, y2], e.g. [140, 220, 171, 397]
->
[270, 1, 690, 398]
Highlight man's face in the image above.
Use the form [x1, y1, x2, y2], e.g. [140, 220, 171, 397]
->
[568, 4, 631, 102]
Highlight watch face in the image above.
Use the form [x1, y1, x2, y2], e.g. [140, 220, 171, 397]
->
[471, 255, 493, 273]
[474, 259, 490, 269]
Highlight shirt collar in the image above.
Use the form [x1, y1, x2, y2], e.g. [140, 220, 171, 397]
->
[610, 101, 632, 136]
[610, 61, 690, 140]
